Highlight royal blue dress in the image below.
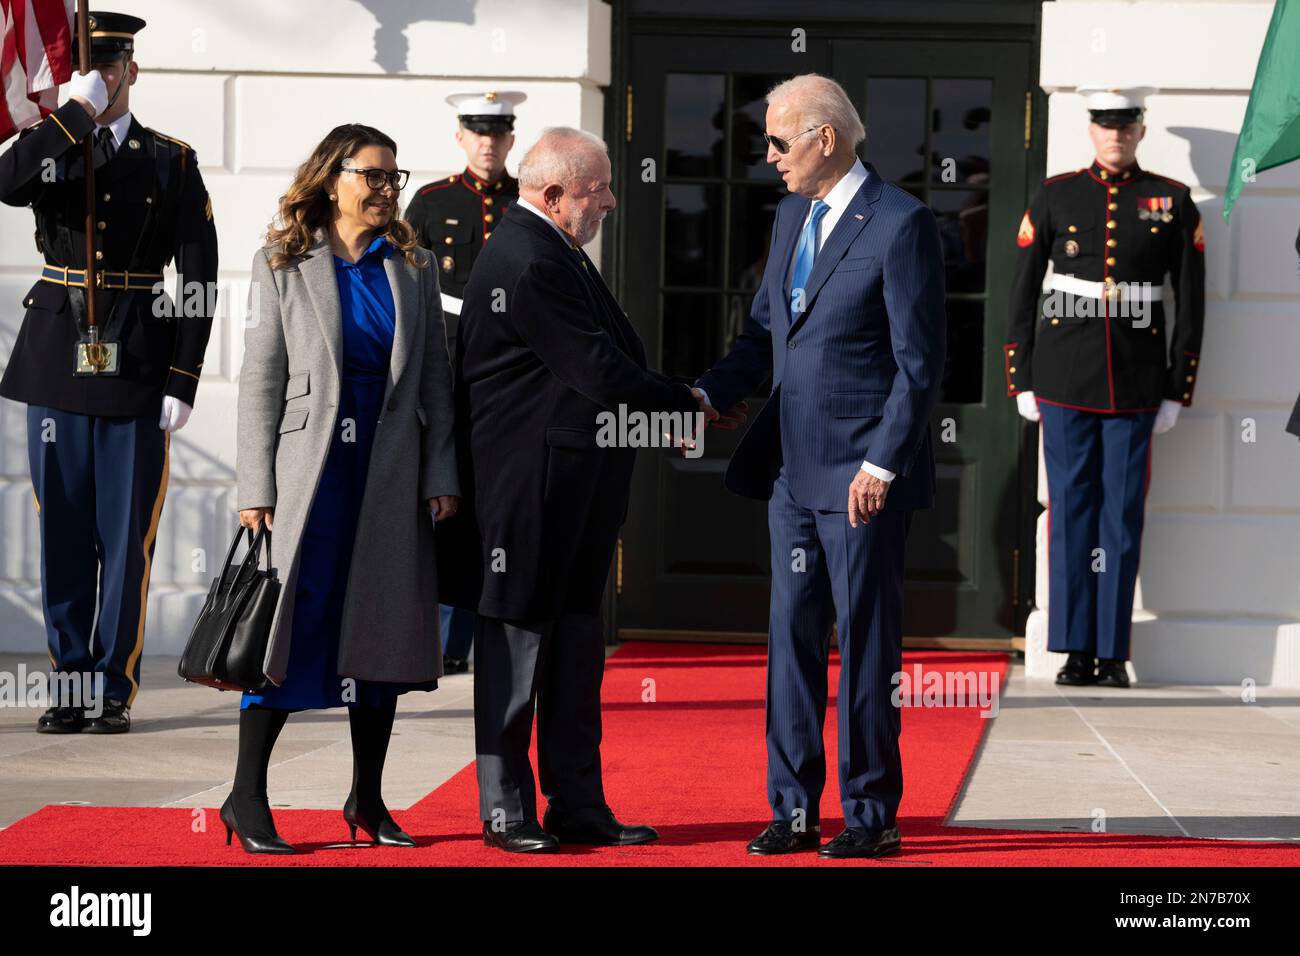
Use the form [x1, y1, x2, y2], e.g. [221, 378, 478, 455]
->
[242, 235, 438, 711]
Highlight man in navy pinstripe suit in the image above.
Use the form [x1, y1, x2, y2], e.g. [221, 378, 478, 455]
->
[694, 74, 946, 858]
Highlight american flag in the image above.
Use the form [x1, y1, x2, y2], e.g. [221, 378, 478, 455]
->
[1, 0, 73, 144]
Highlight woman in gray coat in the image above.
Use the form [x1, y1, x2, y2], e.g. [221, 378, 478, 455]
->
[227, 124, 459, 854]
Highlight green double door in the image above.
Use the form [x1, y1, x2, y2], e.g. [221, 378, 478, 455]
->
[616, 32, 1036, 641]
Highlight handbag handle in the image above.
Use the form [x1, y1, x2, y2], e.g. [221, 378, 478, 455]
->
[216, 525, 274, 595]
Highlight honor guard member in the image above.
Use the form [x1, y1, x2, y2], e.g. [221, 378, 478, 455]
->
[0, 12, 219, 732]
[404, 90, 523, 673]
[1005, 86, 1205, 688]
[405, 90, 525, 321]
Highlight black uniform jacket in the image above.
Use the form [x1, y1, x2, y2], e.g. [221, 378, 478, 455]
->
[1005, 161, 1205, 412]
[0, 99, 218, 416]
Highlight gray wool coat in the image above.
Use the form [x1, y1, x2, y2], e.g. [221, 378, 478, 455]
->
[235, 228, 459, 686]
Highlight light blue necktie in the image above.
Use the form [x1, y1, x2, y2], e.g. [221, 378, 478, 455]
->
[789, 199, 830, 318]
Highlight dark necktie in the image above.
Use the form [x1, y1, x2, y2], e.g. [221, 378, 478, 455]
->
[94, 126, 116, 164]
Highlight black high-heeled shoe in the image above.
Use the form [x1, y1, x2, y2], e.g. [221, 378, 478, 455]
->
[343, 793, 416, 847]
[220, 793, 296, 855]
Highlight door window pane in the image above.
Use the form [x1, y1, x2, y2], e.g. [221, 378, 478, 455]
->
[665, 74, 725, 178]
[728, 183, 784, 290]
[864, 77, 926, 185]
[930, 78, 992, 185]
[664, 184, 723, 287]
[662, 293, 723, 378]
[731, 73, 785, 181]
[940, 299, 985, 404]
[930, 188, 989, 294]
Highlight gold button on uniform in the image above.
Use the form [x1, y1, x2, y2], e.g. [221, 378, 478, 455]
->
[484, 197, 494, 206]
[1009, 366, 1017, 373]
[102, 193, 111, 202]
[1109, 186, 1119, 195]
[1186, 375, 1194, 382]
[1008, 349, 1015, 356]
[1183, 392, 1191, 400]
[444, 236, 453, 245]
[484, 213, 493, 223]
[1051, 318, 1060, 325]
[97, 221, 106, 230]
[1190, 358, 1198, 366]
[1106, 220, 1117, 228]
[1100, 170, 1109, 180]
[1107, 238, 1117, 248]
[1151, 226, 1159, 233]
[1106, 256, 1116, 265]
[145, 196, 152, 204]
[484, 231, 492, 239]
[1108, 202, 1117, 211]
[1068, 225, 1078, 233]
[95, 250, 103, 260]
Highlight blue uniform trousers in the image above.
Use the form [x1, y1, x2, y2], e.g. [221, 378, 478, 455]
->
[26, 404, 169, 706]
[1039, 402, 1157, 660]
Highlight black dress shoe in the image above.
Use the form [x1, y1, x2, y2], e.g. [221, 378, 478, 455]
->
[746, 821, 821, 854]
[343, 793, 416, 847]
[483, 820, 560, 853]
[1096, 659, 1131, 687]
[220, 794, 296, 855]
[1055, 652, 1097, 686]
[36, 705, 84, 734]
[818, 825, 902, 859]
[82, 698, 130, 734]
[542, 805, 658, 846]
[443, 657, 470, 674]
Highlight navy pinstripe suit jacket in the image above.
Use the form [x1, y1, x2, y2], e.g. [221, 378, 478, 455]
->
[697, 162, 947, 512]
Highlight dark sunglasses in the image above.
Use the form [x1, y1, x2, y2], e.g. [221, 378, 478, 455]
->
[763, 126, 822, 155]
[338, 166, 410, 191]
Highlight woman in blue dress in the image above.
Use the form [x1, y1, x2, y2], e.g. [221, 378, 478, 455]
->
[227, 125, 459, 854]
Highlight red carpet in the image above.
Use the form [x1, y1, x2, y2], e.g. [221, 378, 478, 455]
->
[0, 642, 1295, 866]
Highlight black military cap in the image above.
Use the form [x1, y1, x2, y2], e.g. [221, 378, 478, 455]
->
[74, 11, 147, 62]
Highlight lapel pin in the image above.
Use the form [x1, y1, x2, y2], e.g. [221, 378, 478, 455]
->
[127, 138, 140, 150]
[853, 213, 864, 220]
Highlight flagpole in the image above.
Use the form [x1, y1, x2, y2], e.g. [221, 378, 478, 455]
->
[75, 0, 96, 333]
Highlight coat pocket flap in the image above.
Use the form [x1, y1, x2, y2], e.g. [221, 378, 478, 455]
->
[835, 254, 878, 273]
[278, 408, 309, 433]
[546, 426, 599, 450]
[284, 370, 310, 400]
[829, 391, 888, 418]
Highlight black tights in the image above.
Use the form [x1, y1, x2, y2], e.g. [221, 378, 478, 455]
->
[230, 698, 399, 833]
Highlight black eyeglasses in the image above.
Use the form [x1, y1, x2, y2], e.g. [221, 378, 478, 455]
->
[763, 126, 822, 155]
[338, 166, 410, 191]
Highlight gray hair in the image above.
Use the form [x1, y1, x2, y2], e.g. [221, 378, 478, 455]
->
[766, 73, 865, 148]
[517, 126, 608, 191]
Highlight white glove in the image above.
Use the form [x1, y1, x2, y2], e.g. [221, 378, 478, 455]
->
[67, 70, 108, 117]
[1016, 391, 1040, 422]
[1152, 399, 1181, 434]
[159, 396, 193, 433]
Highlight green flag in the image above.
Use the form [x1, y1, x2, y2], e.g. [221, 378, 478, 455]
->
[1224, 0, 1300, 220]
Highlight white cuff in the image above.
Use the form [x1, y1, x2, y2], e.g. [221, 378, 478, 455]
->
[860, 461, 895, 482]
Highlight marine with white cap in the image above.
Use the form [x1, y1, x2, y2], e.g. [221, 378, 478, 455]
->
[1004, 85, 1206, 688]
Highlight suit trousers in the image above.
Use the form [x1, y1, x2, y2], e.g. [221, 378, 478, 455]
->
[473, 611, 607, 824]
[26, 404, 169, 707]
[1039, 402, 1157, 659]
[765, 467, 909, 832]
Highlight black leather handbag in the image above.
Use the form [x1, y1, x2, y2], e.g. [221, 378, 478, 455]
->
[178, 525, 280, 692]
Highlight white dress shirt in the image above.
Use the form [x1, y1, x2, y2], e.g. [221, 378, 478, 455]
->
[701, 157, 896, 484]
[95, 111, 132, 151]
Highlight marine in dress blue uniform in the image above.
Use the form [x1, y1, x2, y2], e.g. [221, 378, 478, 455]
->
[0, 12, 218, 732]
[1005, 87, 1206, 687]
[402, 90, 524, 672]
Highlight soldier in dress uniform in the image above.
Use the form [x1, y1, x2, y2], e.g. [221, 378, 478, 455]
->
[0, 12, 218, 732]
[1005, 86, 1205, 688]
[404, 90, 524, 673]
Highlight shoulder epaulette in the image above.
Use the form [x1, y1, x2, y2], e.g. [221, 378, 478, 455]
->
[417, 178, 458, 197]
[1043, 168, 1086, 186]
[1147, 172, 1189, 190]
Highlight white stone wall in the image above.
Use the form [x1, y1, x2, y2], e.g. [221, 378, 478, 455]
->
[0, 0, 611, 654]
[1029, 1, 1300, 685]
